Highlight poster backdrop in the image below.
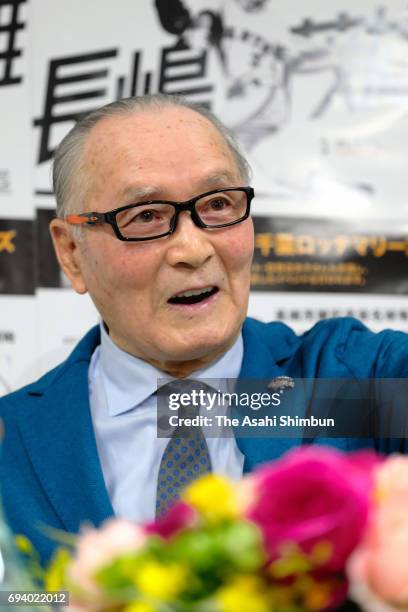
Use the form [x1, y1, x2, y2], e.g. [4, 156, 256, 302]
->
[2, 0, 408, 392]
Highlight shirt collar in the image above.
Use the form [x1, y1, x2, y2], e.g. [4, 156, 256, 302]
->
[98, 322, 243, 417]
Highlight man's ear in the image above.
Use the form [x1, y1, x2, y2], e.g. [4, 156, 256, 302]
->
[49, 218, 88, 294]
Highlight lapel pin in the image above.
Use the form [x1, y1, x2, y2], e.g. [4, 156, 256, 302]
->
[267, 376, 295, 393]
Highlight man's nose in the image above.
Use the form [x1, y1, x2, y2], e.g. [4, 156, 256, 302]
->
[165, 211, 215, 268]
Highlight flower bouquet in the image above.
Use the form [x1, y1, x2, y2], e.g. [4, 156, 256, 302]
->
[18, 447, 408, 611]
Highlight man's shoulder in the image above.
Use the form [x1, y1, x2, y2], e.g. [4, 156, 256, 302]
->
[0, 325, 101, 419]
[246, 314, 402, 341]
[299, 314, 407, 354]
[244, 314, 369, 343]
[244, 315, 408, 377]
[299, 316, 408, 378]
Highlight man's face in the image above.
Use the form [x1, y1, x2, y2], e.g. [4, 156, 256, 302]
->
[52, 107, 254, 372]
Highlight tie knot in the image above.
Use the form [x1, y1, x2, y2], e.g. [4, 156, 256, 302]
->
[160, 378, 209, 395]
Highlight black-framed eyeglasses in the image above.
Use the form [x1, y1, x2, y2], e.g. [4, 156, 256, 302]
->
[65, 186, 254, 242]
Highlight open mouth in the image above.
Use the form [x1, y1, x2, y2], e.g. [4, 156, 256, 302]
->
[168, 286, 219, 305]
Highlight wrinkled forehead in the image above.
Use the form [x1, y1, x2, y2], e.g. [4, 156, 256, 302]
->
[84, 106, 236, 169]
[81, 107, 242, 204]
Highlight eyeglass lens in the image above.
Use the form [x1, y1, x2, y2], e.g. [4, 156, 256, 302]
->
[115, 190, 248, 239]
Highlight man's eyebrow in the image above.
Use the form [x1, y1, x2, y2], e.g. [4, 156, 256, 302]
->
[119, 185, 160, 201]
[119, 172, 242, 202]
[200, 172, 241, 188]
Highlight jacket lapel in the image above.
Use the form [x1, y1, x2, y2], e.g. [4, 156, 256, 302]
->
[18, 327, 114, 533]
[237, 318, 302, 472]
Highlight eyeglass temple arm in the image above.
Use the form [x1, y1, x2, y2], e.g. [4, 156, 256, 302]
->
[65, 213, 104, 225]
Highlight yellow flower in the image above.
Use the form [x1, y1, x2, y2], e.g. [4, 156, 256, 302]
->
[134, 561, 186, 601]
[123, 603, 156, 612]
[183, 474, 240, 522]
[15, 535, 34, 555]
[44, 548, 71, 591]
[216, 576, 270, 612]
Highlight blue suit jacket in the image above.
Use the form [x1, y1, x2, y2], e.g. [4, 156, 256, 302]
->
[1, 316, 407, 565]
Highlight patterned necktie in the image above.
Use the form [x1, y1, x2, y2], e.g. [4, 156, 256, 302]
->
[156, 380, 212, 518]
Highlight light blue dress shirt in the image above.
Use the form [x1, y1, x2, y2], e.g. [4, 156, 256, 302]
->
[88, 324, 244, 524]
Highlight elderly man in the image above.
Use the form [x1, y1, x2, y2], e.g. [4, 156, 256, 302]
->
[1, 94, 408, 564]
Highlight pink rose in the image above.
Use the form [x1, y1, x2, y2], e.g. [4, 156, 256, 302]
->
[374, 455, 408, 505]
[348, 549, 400, 612]
[246, 446, 379, 571]
[145, 501, 197, 539]
[348, 457, 408, 608]
[68, 519, 146, 597]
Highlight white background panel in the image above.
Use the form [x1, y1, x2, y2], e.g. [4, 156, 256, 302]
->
[35, 289, 98, 381]
[0, 297, 38, 395]
[248, 291, 408, 335]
